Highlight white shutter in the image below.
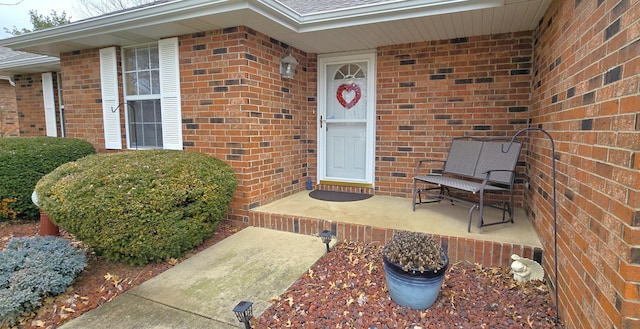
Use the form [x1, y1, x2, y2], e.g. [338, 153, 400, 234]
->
[158, 37, 183, 150]
[99, 47, 122, 149]
[41, 72, 57, 137]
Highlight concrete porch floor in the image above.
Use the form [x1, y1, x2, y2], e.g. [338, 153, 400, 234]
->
[250, 191, 543, 268]
[254, 191, 542, 247]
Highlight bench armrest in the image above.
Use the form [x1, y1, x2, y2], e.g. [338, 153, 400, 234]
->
[479, 169, 517, 186]
[414, 159, 445, 176]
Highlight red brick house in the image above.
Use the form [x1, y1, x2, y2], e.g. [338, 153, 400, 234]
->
[1, 0, 638, 327]
[0, 47, 63, 137]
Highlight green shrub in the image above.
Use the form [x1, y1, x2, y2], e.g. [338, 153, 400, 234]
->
[0, 137, 96, 221]
[0, 236, 86, 326]
[35, 150, 237, 265]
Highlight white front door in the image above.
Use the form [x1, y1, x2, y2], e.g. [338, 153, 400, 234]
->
[317, 51, 376, 187]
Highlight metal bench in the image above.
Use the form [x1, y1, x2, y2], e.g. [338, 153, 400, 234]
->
[412, 137, 522, 232]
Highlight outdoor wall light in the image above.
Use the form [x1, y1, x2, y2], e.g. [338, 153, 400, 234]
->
[320, 230, 332, 252]
[232, 300, 254, 329]
[280, 54, 298, 79]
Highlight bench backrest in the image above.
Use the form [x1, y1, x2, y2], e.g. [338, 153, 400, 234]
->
[474, 141, 521, 184]
[442, 139, 483, 177]
[443, 138, 521, 185]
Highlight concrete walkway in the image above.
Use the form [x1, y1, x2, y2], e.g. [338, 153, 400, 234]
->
[60, 227, 335, 329]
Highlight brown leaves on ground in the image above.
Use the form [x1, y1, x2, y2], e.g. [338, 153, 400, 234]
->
[2, 222, 558, 329]
[0, 221, 241, 329]
[258, 241, 558, 329]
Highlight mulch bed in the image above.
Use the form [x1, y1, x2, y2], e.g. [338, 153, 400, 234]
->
[1, 221, 559, 329]
[259, 241, 559, 328]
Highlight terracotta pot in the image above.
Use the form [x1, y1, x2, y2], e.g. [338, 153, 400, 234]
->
[39, 211, 60, 236]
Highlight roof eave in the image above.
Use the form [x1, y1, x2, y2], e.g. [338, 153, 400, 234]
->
[0, 0, 505, 56]
[0, 56, 60, 75]
[295, 0, 503, 31]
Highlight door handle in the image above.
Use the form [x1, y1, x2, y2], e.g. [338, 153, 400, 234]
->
[320, 115, 323, 128]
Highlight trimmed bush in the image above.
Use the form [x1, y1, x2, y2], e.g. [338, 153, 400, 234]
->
[35, 150, 237, 265]
[0, 137, 96, 221]
[0, 236, 86, 326]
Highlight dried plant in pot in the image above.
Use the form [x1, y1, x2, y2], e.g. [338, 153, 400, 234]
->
[382, 231, 449, 310]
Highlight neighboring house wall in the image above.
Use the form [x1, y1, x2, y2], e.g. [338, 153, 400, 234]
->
[0, 80, 19, 137]
[13, 73, 61, 136]
[530, 1, 639, 328]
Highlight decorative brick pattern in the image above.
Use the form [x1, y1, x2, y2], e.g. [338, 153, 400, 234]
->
[530, 0, 640, 328]
[376, 33, 532, 199]
[177, 28, 312, 218]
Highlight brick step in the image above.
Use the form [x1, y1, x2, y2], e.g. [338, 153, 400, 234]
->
[239, 211, 543, 269]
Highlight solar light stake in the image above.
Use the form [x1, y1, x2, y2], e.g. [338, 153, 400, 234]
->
[232, 300, 253, 329]
[320, 230, 332, 252]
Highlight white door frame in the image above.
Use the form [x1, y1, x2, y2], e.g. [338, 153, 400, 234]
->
[317, 50, 376, 187]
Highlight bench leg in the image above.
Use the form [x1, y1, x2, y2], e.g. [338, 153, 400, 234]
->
[474, 195, 515, 232]
[412, 179, 418, 211]
[413, 181, 447, 211]
[467, 204, 479, 233]
[501, 201, 514, 223]
[442, 187, 454, 205]
[478, 190, 486, 229]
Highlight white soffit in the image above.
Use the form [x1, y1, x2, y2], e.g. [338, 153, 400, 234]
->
[0, 0, 551, 56]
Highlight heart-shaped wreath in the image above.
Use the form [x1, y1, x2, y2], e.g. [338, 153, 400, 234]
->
[336, 83, 362, 109]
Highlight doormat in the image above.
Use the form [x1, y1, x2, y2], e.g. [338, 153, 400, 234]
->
[309, 190, 373, 202]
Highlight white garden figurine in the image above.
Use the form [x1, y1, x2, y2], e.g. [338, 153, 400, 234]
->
[510, 254, 544, 284]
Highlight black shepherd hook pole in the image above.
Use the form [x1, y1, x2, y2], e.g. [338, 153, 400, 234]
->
[502, 127, 559, 326]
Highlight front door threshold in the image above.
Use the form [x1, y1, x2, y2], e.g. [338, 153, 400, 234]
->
[319, 180, 373, 189]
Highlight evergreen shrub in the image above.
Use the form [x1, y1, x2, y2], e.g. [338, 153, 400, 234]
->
[0, 236, 86, 326]
[0, 137, 96, 221]
[35, 150, 237, 265]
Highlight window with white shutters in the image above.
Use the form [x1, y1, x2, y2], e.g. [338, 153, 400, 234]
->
[99, 37, 182, 150]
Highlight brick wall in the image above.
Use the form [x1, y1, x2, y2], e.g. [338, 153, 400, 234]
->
[14, 73, 46, 136]
[375, 33, 533, 203]
[60, 28, 314, 222]
[177, 27, 313, 221]
[0, 81, 19, 137]
[530, 0, 639, 328]
[12, 72, 63, 137]
[53, 6, 639, 327]
[60, 49, 112, 148]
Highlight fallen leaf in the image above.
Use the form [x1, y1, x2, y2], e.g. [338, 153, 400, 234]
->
[365, 262, 375, 275]
[346, 297, 354, 307]
[32, 320, 46, 327]
[61, 306, 76, 313]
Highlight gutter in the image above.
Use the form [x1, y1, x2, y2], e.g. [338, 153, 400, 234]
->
[0, 75, 16, 86]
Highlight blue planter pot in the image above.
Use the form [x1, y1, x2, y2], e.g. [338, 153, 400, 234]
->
[383, 252, 449, 310]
